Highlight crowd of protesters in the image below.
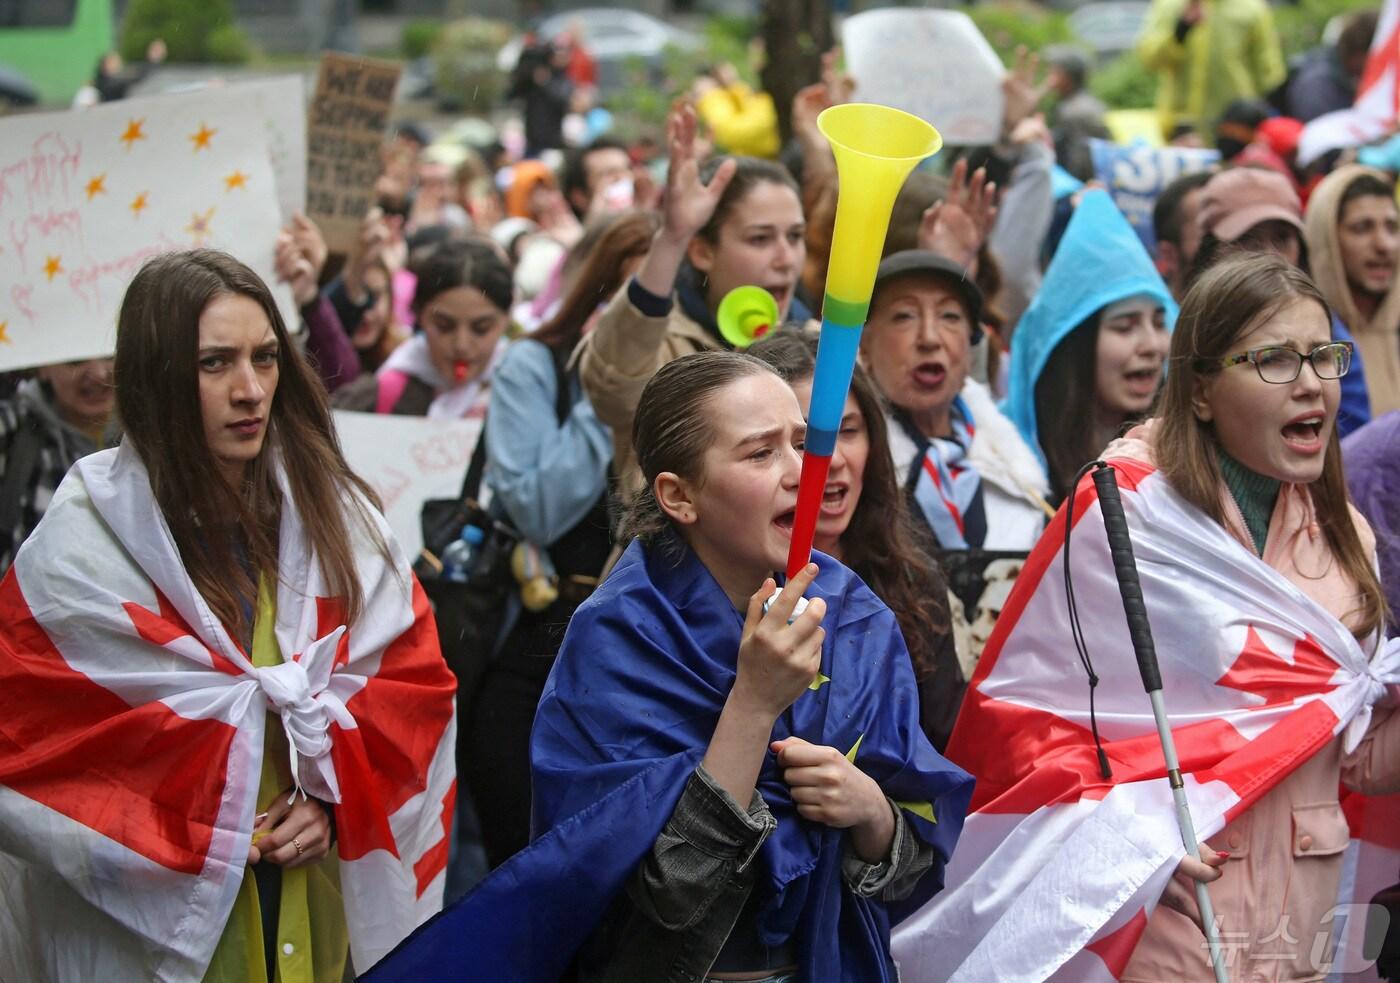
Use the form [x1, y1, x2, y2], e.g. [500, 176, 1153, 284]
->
[4, 8, 1400, 982]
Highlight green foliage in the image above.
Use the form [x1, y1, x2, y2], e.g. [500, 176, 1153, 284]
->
[962, 2, 1075, 65]
[204, 23, 254, 64]
[119, 0, 253, 64]
[1090, 50, 1157, 109]
[402, 19, 443, 61]
[604, 15, 762, 140]
[1272, 0, 1377, 61]
[432, 17, 513, 113]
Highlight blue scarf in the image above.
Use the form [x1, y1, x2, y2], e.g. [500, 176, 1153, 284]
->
[898, 397, 986, 550]
[362, 540, 972, 982]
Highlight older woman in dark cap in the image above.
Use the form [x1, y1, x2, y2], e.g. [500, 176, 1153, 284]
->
[860, 250, 1051, 669]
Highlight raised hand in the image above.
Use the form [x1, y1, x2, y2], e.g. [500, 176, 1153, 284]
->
[1002, 45, 1047, 140]
[919, 157, 999, 273]
[660, 102, 737, 244]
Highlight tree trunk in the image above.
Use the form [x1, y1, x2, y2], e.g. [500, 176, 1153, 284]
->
[760, 0, 833, 145]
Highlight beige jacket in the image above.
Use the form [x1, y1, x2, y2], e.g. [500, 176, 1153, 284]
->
[1110, 427, 1400, 983]
[1304, 165, 1400, 418]
[577, 286, 724, 498]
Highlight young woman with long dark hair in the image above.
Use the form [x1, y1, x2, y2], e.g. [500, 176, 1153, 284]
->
[0, 250, 457, 982]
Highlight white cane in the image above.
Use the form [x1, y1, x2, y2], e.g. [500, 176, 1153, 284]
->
[1092, 462, 1230, 983]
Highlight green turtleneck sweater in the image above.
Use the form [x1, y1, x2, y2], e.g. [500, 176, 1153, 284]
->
[1218, 451, 1280, 555]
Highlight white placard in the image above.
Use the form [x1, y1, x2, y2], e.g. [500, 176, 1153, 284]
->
[0, 88, 295, 372]
[842, 9, 1005, 146]
[333, 410, 484, 559]
[218, 76, 307, 223]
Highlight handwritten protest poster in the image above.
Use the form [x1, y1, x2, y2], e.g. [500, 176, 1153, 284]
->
[0, 90, 293, 373]
[307, 53, 401, 253]
[842, 9, 1004, 146]
[1090, 138, 1220, 251]
[334, 410, 484, 559]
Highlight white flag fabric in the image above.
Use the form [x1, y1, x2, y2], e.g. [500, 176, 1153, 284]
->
[891, 457, 1400, 982]
[0, 442, 457, 981]
[1299, 0, 1400, 166]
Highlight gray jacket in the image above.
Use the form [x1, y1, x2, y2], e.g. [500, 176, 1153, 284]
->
[577, 765, 935, 982]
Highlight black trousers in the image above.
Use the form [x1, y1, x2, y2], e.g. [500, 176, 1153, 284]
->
[461, 613, 563, 870]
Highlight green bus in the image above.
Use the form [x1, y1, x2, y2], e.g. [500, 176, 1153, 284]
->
[0, 0, 115, 106]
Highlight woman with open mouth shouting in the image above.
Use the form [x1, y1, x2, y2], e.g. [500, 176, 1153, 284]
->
[860, 249, 1052, 675]
[533, 350, 971, 982]
[1002, 188, 1175, 506]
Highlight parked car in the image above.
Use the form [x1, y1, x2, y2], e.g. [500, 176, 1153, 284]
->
[496, 8, 701, 92]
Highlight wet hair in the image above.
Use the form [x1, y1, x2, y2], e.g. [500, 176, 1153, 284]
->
[1156, 252, 1385, 637]
[695, 156, 800, 244]
[114, 249, 387, 644]
[622, 351, 778, 554]
[411, 236, 513, 317]
[1153, 170, 1214, 251]
[747, 330, 950, 676]
[533, 210, 660, 353]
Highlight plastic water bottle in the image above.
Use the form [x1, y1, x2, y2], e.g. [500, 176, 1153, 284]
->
[440, 525, 485, 583]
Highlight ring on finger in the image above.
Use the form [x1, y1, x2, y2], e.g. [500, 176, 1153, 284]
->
[292, 837, 304, 856]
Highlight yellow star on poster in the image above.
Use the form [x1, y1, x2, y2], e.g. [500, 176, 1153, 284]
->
[130, 191, 149, 217]
[120, 118, 146, 150]
[0, 320, 9, 344]
[189, 123, 216, 152]
[85, 173, 107, 200]
[223, 170, 248, 191]
[43, 255, 63, 281]
[186, 206, 216, 241]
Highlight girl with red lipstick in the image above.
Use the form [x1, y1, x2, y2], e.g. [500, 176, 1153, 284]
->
[333, 238, 511, 418]
[862, 250, 1051, 673]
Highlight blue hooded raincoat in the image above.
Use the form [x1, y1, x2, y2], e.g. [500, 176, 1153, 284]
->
[1001, 189, 1178, 466]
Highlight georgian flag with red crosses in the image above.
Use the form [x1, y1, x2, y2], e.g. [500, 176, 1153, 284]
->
[889, 458, 1400, 982]
[0, 443, 457, 981]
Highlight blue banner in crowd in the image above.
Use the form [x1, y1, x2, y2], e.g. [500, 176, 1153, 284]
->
[1089, 139, 1219, 253]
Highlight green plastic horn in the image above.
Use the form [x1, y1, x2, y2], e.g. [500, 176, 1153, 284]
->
[717, 285, 780, 349]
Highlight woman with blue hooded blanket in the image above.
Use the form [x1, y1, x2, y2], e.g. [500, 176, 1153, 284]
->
[1002, 189, 1178, 504]
[362, 351, 972, 983]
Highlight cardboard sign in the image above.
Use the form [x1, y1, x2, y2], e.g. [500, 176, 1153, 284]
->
[1089, 138, 1220, 251]
[306, 53, 401, 253]
[0, 90, 294, 373]
[842, 9, 1004, 146]
[333, 410, 483, 559]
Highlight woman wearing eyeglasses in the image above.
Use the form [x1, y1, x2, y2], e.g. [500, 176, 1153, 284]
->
[1093, 252, 1400, 981]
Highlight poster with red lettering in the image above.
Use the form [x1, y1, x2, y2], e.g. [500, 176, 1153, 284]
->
[0, 87, 295, 372]
[333, 410, 483, 558]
